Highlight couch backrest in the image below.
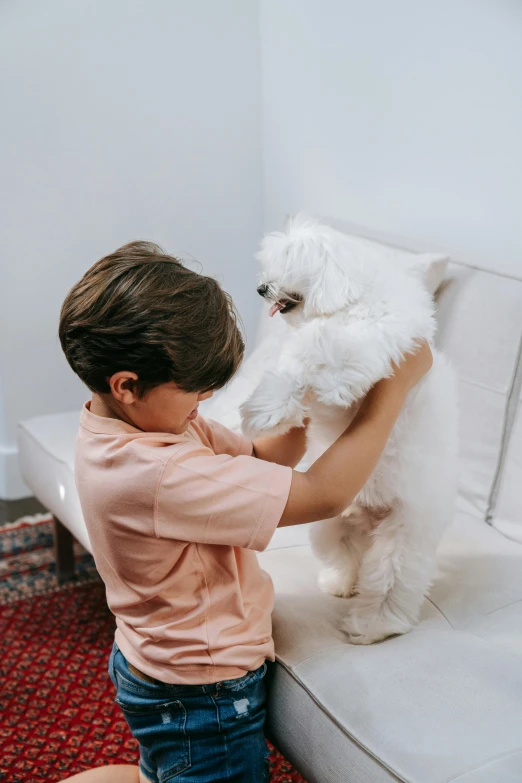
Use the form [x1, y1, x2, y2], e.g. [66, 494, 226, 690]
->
[434, 263, 522, 522]
[489, 378, 522, 543]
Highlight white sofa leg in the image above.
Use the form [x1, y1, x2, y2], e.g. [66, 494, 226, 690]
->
[53, 516, 76, 583]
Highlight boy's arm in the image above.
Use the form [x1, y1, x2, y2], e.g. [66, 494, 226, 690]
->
[279, 341, 433, 527]
[253, 421, 309, 469]
[154, 343, 431, 550]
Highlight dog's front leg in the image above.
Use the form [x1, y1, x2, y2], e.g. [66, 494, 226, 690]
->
[240, 349, 308, 438]
[310, 322, 398, 409]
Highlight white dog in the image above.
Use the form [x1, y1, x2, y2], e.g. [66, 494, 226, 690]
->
[236, 215, 458, 645]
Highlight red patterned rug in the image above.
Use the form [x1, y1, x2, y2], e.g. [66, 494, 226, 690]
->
[0, 516, 305, 782]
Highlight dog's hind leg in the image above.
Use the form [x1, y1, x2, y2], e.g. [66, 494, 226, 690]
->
[341, 503, 438, 644]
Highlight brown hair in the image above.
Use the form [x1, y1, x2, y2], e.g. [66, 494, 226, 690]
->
[59, 241, 244, 398]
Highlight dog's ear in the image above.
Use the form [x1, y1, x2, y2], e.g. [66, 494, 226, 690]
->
[402, 254, 449, 295]
[304, 250, 358, 316]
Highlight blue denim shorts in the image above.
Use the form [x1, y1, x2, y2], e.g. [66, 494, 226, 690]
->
[108, 642, 269, 782]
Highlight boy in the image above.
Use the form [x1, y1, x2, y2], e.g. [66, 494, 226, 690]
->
[59, 241, 431, 783]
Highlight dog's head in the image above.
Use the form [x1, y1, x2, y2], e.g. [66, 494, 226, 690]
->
[256, 214, 360, 319]
[256, 214, 447, 327]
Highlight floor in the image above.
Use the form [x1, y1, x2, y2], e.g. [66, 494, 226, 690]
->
[0, 496, 47, 526]
[0, 506, 307, 782]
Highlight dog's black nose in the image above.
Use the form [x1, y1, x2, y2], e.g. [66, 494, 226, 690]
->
[257, 284, 269, 297]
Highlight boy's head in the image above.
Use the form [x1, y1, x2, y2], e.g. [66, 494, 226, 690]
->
[59, 241, 244, 433]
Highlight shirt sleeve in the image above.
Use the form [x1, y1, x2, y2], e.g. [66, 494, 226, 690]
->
[154, 444, 292, 551]
[195, 416, 253, 458]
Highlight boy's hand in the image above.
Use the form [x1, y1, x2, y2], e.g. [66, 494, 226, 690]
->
[253, 419, 309, 469]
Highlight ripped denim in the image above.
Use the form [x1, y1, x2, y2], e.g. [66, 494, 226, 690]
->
[108, 642, 269, 783]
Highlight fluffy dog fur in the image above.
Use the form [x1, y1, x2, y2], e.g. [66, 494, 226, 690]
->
[237, 215, 459, 645]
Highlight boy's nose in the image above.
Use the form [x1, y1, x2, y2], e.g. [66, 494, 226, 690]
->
[198, 390, 214, 402]
[257, 284, 268, 297]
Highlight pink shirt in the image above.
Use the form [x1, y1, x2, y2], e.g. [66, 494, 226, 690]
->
[75, 402, 292, 685]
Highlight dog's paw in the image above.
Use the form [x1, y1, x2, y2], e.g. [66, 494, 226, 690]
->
[316, 385, 359, 409]
[341, 596, 412, 645]
[240, 405, 295, 438]
[240, 374, 306, 438]
[318, 566, 357, 598]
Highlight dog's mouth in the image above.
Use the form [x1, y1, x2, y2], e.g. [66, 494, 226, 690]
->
[268, 299, 299, 317]
[257, 284, 302, 316]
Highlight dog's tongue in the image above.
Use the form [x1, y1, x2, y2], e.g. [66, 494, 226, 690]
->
[269, 302, 284, 317]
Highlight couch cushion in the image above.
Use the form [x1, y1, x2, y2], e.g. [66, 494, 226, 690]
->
[433, 263, 522, 520]
[259, 513, 522, 783]
[489, 370, 522, 543]
[17, 411, 91, 552]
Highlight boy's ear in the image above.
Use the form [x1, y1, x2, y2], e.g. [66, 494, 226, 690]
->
[109, 371, 139, 403]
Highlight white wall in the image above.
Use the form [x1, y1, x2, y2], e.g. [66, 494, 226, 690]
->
[4, 0, 522, 500]
[0, 0, 263, 498]
[260, 0, 522, 275]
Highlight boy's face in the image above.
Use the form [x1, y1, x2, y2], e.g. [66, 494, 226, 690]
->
[91, 374, 213, 434]
[130, 382, 214, 434]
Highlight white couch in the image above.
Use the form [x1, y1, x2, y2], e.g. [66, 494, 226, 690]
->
[18, 223, 522, 783]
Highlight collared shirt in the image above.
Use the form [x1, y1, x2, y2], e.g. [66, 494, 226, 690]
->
[74, 402, 292, 684]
